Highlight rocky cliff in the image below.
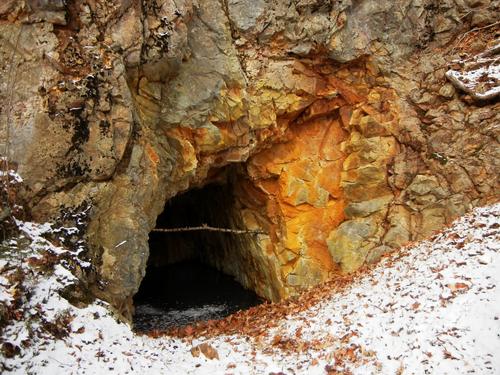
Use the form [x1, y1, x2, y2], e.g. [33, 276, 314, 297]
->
[1, 0, 498, 319]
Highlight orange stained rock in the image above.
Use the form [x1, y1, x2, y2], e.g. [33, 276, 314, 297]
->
[145, 143, 160, 165]
[281, 200, 344, 271]
[327, 76, 365, 104]
[165, 127, 194, 144]
[298, 96, 347, 123]
[240, 109, 349, 288]
[164, 128, 198, 174]
[159, 64, 400, 296]
[318, 118, 348, 160]
[339, 106, 353, 128]
[317, 161, 344, 198]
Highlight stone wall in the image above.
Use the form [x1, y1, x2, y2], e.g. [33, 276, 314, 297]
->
[0, 0, 498, 319]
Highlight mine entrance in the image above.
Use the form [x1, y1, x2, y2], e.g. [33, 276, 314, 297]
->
[133, 178, 263, 332]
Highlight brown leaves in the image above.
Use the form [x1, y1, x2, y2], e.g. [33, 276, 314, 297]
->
[271, 336, 300, 352]
[41, 310, 75, 339]
[184, 324, 194, 336]
[146, 329, 164, 339]
[344, 346, 359, 362]
[27, 251, 59, 271]
[2, 342, 20, 358]
[446, 282, 470, 293]
[0, 266, 27, 328]
[271, 334, 282, 345]
[443, 349, 459, 360]
[190, 342, 219, 360]
[324, 343, 362, 373]
[440, 281, 472, 307]
[160, 274, 353, 340]
[334, 344, 360, 363]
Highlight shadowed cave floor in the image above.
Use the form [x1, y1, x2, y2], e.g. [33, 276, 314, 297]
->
[133, 260, 263, 332]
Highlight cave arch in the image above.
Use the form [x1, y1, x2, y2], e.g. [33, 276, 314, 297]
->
[133, 168, 269, 330]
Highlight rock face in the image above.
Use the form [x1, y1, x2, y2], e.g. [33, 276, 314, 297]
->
[1, 0, 499, 319]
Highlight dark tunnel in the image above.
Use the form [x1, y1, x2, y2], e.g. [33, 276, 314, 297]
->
[133, 179, 263, 331]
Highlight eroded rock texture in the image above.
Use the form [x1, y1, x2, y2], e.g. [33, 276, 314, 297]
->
[1, 0, 499, 318]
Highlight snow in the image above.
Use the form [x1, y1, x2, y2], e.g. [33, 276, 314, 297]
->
[0, 275, 12, 303]
[0, 169, 23, 183]
[447, 64, 500, 99]
[114, 240, 127, 248]
[446, 43, 500, 100]
[1, 204, 499, 374]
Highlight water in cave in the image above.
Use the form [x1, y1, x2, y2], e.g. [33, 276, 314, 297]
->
[133, 181, 263, 332]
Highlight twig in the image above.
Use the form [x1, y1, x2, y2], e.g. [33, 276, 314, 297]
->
[463, 20, 500, 33]
[151, 224, 267, 235]
[459, 4, 495, 20]
[452, 20, 500, 55]
[48, 356, 72, 367]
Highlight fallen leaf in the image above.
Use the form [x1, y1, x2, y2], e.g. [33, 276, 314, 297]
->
[271, 335, 282, 345]
[191, 342, 219, 360]
[447, 282, 470, 292]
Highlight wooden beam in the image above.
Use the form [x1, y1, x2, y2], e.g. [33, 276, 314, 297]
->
[150, 224, 266, 235]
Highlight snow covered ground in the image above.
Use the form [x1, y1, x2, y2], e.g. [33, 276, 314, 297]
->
[0, 203, 499, 374]
[446, 42, 500, 101]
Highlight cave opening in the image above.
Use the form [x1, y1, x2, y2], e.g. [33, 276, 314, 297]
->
[133, 171, 264, 332]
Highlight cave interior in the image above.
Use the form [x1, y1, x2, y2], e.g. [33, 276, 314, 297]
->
[133, 169, 263, 331]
